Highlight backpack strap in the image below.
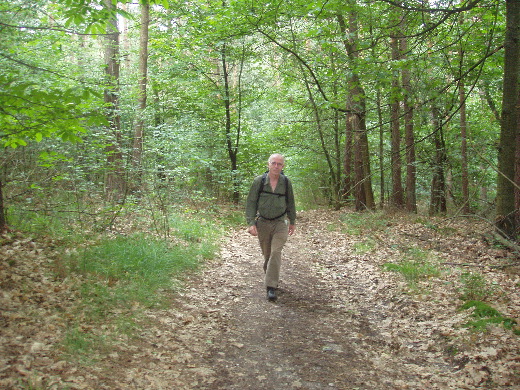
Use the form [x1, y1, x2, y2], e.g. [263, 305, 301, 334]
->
[256, 172, 288, 220]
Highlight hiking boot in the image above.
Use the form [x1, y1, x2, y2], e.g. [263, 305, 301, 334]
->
[267, 287, 277, 301]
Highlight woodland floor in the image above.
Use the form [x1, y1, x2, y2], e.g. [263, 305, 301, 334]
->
[1, 209, 520, 389]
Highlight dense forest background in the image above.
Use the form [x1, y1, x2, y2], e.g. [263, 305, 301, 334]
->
[1, 0, 519, 239]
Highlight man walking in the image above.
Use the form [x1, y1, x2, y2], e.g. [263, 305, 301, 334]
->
[245, 153, 296, 301]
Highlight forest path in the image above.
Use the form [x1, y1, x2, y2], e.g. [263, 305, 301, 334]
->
[4, 209, 518, 389]
[110, 209, 519, 389]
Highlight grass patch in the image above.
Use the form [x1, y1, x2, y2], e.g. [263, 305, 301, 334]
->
[352, 239, 376, 254]
[339, 211, 389, 235]
[382, 247, 441, 289]
[59, 212, 221, 359]
[383, 260, 440, 283]
[61, 327, 109, 361]
[460, 301, 519, 335]
[8, 208, 93, 244]
[70, 234, 205, 311]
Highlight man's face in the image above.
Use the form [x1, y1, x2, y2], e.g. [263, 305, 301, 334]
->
[268, 156, 284, 174]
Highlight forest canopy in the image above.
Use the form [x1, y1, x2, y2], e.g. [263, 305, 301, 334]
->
[0, 0, 518, 239]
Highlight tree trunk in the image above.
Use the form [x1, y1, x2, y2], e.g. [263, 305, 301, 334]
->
[457, 14, 470, 215]
[360, 120, 375, 210]
[0, 180, 7, 231]
[377, 89, 385, 208]
[103, 0, 125, 201]
[333, 80, 343, 208]
[429, 107, 447, 215]
[300, 62, 339, 207]
[516, 88, 520, 234]
[401, 34, 416, 213]
[390, 33, 404, 208]
[220, 44, 240, 204]
[353, 123, 366, 211]
[131, 1, 150, 191]
[343, 109, 353, 202]
[496, 0, 520, 238]
[338, 10, 374, 210]
[459, 80, 470, 214]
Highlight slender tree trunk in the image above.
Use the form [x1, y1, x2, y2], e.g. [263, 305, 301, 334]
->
[0, 180, 6, 231]
[429, 107, 447, 215]
[360, 120, 375, 210]
[219, 41, 243, 204]
[459, 80, 470, 214]
[300, 63, 339, 206]
[390, 34, 404, 208]
[377, 89, 385, 208]
[353, 122, 366, 211]
[333, 76, 343, 208]
[132, 1, 150, 191]
[220, 45, 236, 200]
[457, 14, 470, 215]
[516, 88, 520, 234]
[401, 35, 416, 213]
[480, 80, 501, 122]
[496, 0, 520, 238]
[343, 109, 353, 202]
[103, 0, 125, 201]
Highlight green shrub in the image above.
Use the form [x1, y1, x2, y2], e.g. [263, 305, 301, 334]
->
[459, 272, 495, 301]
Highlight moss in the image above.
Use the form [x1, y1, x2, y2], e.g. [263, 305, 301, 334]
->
[460, 300, 518, 334]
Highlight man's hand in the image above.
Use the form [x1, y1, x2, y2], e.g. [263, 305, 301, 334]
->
[247, 225, 258, 236]
[288, 224, 295, 236]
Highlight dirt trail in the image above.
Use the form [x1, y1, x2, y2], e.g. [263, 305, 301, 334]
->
[1, 209, 519, 389]
[112, 210, 519, 389]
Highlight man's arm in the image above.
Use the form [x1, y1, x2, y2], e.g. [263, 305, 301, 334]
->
[286, 178, 296, 225]
[245, 176, 261, 227]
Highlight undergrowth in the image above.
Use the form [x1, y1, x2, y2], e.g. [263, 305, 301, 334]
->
[382, 246, 441, 289]
[460, 301, 519, 335]
[57, 211, 222, 360]
[384, 257, 519, 335]
[458, 272, 496, 301]
[339, 211, 389, 235]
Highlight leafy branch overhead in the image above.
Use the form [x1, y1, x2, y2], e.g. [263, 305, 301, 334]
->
[0, 77, 105, 148]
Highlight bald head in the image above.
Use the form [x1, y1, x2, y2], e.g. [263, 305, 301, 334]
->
[268, 153, 285, 165]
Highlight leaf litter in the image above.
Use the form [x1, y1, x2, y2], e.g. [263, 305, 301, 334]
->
[0, 209, 519, 389]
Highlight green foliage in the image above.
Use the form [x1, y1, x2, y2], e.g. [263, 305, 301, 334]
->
[339, 211, 389, 236]
[458, 272, 496, 301]
[383, 246, 441, 288]
[71, 234, 201, 299]
[61, 326, 109, 360]
[460, 301, 519, 335]
[0, 73, 103, 149]
[1, 0, 508, 216]
[352, 239, 376, 254]
[56, 210, 222, 358]
[383, 260, 441, 285]
[7, 209, 89, 241]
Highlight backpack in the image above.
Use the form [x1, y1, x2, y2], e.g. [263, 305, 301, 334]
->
[256, 171, 289, 220]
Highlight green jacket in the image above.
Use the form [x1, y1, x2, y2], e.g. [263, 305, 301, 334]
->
[245, 173, 296, 226]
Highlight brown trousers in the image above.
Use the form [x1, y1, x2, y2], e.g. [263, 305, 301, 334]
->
[256, 218, 289, 288]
